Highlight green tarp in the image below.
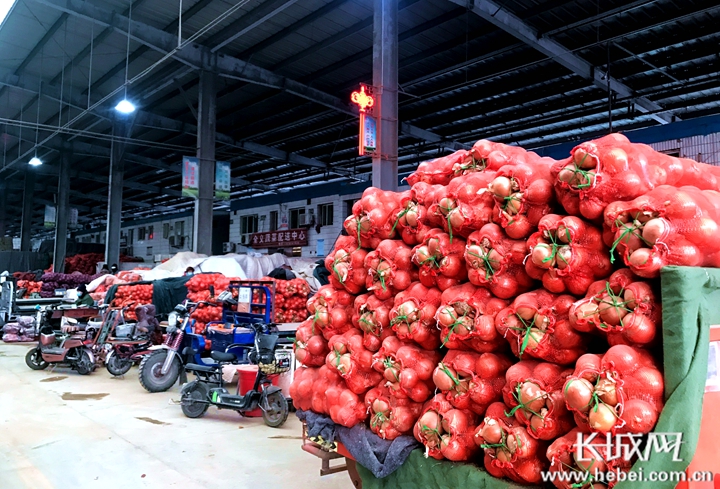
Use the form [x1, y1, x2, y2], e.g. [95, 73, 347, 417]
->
[358, 266, 713, 488]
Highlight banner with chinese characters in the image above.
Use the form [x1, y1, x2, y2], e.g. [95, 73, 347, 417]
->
[363, 115, 377, 154]
[250, 228, 308, 248]
[215, 161, 231, 200]
[69, 208, 78, 229]
[182, 156, 199, 198]
[44, 205, 56, 229]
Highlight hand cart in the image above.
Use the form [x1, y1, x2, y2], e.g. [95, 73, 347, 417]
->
[301, 421, 362, 489]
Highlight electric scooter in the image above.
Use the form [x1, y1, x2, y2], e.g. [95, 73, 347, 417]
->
[104, 304, 161, 376]
[180, 321, 290, 427]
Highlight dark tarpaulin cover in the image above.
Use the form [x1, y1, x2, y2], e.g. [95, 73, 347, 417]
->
[104, 276, 191, 315]
[0, 252, 51, 274]
[358, 266, 713, 489]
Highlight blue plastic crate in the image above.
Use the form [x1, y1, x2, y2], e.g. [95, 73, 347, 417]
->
[207, 324, 255, 352]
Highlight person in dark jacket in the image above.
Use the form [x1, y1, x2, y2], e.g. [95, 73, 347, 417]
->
[75, 284, 94, 307]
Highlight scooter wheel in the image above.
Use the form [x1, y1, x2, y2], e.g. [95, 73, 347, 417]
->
[181, 381, 209, 418]
[138, 350, 180, 392]
[75, 350, 94, 375]
[25, 347, 49, 370]
[262, 391, 289, 428]
[106, 354, 133, 376]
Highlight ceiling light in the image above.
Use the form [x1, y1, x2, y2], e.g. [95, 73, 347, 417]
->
[29, 157, 42, 166]
[115, 99, 136, 114]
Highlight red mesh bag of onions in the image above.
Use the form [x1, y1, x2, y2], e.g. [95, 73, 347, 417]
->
[431, 350, 512, 415]
[352, 293, 395, 353]
[372, 336, 442, 403]
[526, 214, 612, 296]
[412, 230, 468, 291]
[307, 284, 355, 341]
[552, 133, 720, 221]
[502, 360, 575, 441]
[465, 223, 535, 299]
[474, 402, 549, 485]
[343, 187, 407, 249]
[393, 182, 446, 246]
[325, 328, 383, 395]
[546, 428, 632, 489]
[426, 172, 497, 239]
[413, 393, 479, 461]
[483, 154, 557, 239]
[389, 282, 443, 350]
[569, 269, 660, 349]
[325, 375, 369, 428]
[294, 319, 329, 367]
[495, 290, 588, 365]
[364, 239, 417, 301]
[325, 236, 368, 295]
[406, 150, 472, 186]
[562, 345, 664, 435]
[365, 384, 424, 440]
[604, 185, 720, 277]
[289, 365, 342, 415]
[435, 283, 509, 352]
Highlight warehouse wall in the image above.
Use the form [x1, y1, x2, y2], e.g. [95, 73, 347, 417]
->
[229, 192, 364, 258]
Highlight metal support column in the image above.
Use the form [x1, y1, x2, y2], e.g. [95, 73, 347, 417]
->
[372, 0, 399, 190]
[193, 70, 216, 255]
[105, 118, 129, 268]
[53, 147, 71, 273]
[20, 169, 35, 251]
[0, 182, 6, 237]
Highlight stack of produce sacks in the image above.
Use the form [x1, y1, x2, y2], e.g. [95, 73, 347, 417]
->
[64, 253, 105, 275]
[40, 272, 99, 298]
[16, 280, 42, 298]
[290, 135, 718, 485]
[2, 316, 37, 343]
[185, 274, 231, 334]
[266, 277, 311, 323]
[111, 284, 153, 320]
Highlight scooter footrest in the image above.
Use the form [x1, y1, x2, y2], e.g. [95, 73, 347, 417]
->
[218, 395, 249, 409]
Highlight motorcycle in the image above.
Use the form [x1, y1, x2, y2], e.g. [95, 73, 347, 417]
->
[104, 304, 162, 376]
[25, 307, 111, 375]
[180, 321, 290, 427]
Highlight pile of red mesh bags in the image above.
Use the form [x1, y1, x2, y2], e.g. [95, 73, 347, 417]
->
[286, 131, 720, 485]
[372, 336, 441, 403]
[604, 185, 720, 277]
[432, 350, 512, 415]
[426, 172, 497, 239]
[526, 214, 612, 295]
[294, 319, 329, 367]
[352, 293, 395, 352]
[495, 290, 588, 365]
[343, 188, 407, 248]
[324, 328, 382, 395]
[569, 269, 660, 348]
[364, 239, 416, 301]
[552, 133, 720, 221]
[562, 345, 664, 435]
[307, 284, 355, 340]
[325, 236, 368, 294]
[389, 282, 442, 350]
[434, 283, 508, 352]
[272, 277, 311, 323]
[413, 394, 479, 461]
[412, 230, 467, 290]
[465, 223, 535, 299]
[502, 360, 575, 441]
[475, 402, 549, 484]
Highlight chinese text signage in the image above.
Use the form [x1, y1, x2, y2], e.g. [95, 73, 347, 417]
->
[182, 156, 199, 198]
[250, 228, 308, 248]
[215, 161, 231, 200]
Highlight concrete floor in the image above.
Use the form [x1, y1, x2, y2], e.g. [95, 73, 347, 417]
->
[0, 343, 352, 489]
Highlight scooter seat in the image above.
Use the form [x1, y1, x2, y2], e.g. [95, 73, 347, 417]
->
[210, 351, 236, 363]
[186, 363, 217, 373]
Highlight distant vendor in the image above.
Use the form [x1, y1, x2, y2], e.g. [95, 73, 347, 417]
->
[75, 284, 94, 307]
